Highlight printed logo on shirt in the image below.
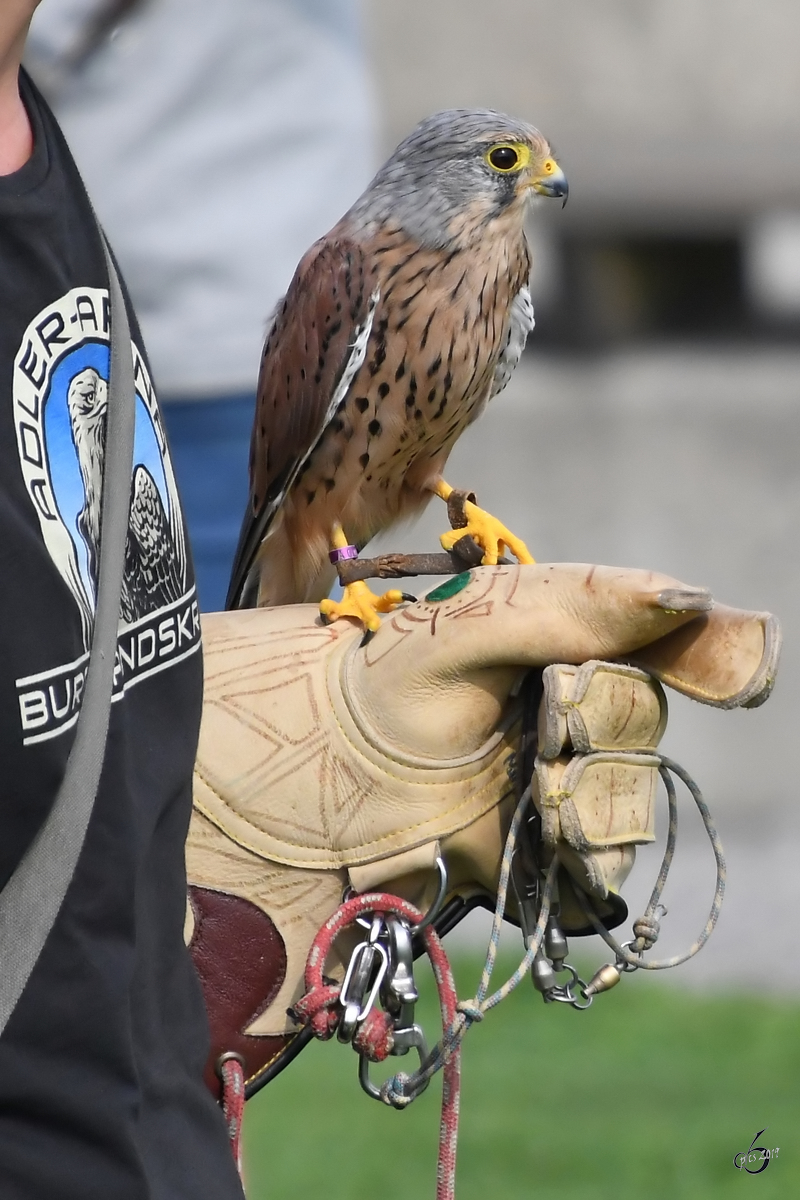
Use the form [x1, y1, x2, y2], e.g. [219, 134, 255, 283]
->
[12, 286, 200, 745]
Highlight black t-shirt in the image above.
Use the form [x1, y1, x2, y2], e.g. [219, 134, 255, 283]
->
[0, 73, 243, 1200]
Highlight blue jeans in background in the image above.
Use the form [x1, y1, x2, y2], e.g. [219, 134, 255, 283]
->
[161, 394, 255, 612]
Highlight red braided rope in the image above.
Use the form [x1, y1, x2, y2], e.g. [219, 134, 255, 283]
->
[219, 1055, 246, 1178]
[293, 892, 461, 1200]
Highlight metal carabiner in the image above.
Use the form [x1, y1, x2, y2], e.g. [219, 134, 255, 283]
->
[338, 923, 389, 1043]
[358, 1024, 429, 1103]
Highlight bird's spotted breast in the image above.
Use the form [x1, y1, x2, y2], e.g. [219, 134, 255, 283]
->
[291, 227, 529, 555]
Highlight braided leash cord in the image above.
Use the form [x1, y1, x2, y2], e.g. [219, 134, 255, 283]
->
[293, 786, 557, 1200]
[292, 892, 460, 1200]
[577, 755, 726, 970]
[219, 1056, 246, 1179]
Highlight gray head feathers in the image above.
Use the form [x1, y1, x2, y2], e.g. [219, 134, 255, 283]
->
[345, 109, 549, 250]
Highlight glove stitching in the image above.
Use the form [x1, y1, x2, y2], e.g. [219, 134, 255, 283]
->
[194, 759, 517, 868]
[645, 670, 727, 702]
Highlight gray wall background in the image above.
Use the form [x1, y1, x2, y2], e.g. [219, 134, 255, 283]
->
[368, 0, 800, 227]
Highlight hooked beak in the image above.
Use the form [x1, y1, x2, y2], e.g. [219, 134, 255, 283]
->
[532, 158, 569, 207]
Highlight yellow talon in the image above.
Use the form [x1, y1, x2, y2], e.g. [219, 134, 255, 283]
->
[432, 481, 534, 565]
[320, 580, 405, 633]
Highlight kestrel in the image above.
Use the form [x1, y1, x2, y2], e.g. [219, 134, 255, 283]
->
[227, 109, 568, 628]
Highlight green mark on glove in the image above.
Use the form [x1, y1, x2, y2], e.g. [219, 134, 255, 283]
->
[426, 572, 472, 603]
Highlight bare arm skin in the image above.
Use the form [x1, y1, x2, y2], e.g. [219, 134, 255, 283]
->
[0, 2, 41, 175]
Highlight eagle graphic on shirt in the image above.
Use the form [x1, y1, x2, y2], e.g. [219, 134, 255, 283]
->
[66, 365, 184, 623]
[12, 285, 199, 745]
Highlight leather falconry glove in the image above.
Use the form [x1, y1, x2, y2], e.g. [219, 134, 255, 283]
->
[186, 563, 779, 1096]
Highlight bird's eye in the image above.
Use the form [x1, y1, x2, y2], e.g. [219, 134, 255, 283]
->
[487, 145, 520, 172]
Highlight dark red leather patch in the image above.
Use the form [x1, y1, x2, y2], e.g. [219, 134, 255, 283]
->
[188, 886, 293, 1098]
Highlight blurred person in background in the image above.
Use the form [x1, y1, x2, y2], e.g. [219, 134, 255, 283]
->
[27, 0, 378, 610]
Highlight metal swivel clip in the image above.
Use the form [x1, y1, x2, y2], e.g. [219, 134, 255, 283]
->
[531, 916, 593, 1010]
[358, 914, 429, 1102]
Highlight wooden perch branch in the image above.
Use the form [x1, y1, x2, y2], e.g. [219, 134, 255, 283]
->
[337, 536, 509, 585]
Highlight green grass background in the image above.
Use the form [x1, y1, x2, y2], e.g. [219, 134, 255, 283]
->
[243, 952, 799, 1199]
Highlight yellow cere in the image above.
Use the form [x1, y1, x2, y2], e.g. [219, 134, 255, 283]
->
[485, 142, 532, 173]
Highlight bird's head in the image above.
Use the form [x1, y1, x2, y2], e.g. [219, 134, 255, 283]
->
[353, 108, 568, 250]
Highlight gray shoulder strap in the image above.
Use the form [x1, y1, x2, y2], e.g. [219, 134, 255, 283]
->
[0, 239, 135, 1034]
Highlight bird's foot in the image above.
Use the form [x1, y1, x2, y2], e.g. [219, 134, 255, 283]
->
[320, 580, 411, 635]
[439, 499, 534, 566]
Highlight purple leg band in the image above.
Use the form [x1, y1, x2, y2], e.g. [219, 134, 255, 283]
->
[329, 545, 359, 565]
